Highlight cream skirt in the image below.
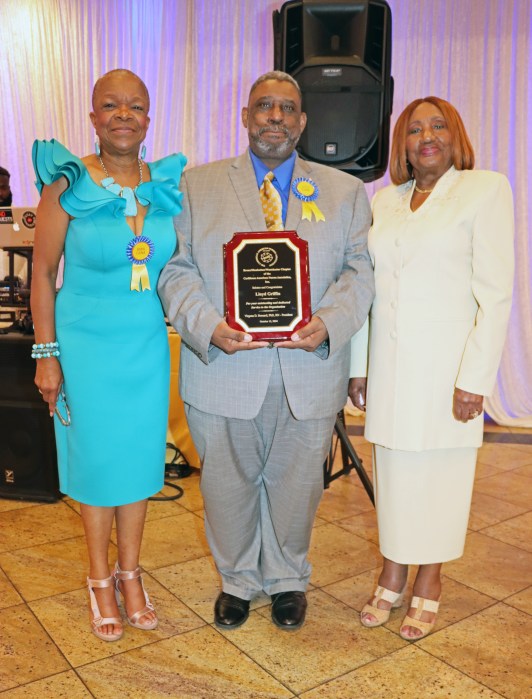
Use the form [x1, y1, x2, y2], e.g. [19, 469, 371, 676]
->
[373, 445, 477, 564]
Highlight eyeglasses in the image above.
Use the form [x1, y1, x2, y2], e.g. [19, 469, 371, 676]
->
[55, 390, 71, 427]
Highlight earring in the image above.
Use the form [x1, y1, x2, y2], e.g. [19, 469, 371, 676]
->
[140, 144, 146, 160]
[94, 134, 101, 156]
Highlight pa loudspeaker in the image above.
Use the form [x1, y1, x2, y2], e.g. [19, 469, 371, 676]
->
[273, 0, 393, 182]
[0, 333, 60, 502]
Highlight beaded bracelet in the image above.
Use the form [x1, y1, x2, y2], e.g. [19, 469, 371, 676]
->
[31, 341, 60, 359]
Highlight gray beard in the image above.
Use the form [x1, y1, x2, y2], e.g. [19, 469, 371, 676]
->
[250, 128, 299, 159]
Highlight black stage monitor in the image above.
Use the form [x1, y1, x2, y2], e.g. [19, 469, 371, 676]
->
[273, 0, 393, 182]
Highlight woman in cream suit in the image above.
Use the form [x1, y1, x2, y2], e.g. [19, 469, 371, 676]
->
[349, 97, 514, 640]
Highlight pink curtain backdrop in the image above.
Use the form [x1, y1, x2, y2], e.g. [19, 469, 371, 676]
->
[0, 0, 530, 425]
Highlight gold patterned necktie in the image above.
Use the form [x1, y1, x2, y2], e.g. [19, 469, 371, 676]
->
[260, 171, 284, 231]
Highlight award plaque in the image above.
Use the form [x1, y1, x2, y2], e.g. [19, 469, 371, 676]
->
[224, 230, 311, 341]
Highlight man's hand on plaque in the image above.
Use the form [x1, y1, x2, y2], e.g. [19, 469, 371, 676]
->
[274, 315, 329, 352]
[211, 320, 269, 355]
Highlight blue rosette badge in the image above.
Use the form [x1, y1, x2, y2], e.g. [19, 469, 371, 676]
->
[292, 177, 325, 222]
[126, 235, 155, 291]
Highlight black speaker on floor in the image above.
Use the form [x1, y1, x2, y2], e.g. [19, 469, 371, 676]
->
[273, 0, 393, 182]
[0, 333, 60, 502]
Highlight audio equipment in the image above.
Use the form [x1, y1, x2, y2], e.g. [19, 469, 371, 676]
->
[273, 0, 393, 182]
[0, 333, 60, 501]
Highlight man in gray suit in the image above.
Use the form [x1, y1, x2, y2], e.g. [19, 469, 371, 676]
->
[159, 71, 374, 630]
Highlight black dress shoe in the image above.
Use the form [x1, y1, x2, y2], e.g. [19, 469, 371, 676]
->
[214, 592, 250, 629]
[271, 591, 307, 630]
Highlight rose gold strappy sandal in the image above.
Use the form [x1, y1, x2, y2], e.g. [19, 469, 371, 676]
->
[360, 584, 406, 627]
[87, 575, 123, 642]
[400, 595, 440, 640]
[114, 563, 158, 630]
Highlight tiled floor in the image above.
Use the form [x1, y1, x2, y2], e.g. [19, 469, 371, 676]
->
[1, 414, 531, 698]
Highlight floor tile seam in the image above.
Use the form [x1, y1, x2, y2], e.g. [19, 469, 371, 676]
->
[0, 669, 91, 697]
[438, 576, 501, 604]
[22, 580, 94, 604]
[144, 508, 205, 522]
[315, 582, 369, 612]
[468, 509, 530, 529]
[143, 505, 202, 522]
[70, 667, 97, 699]
[20, 602, 74, 671]
[132, 580, 211, 628]
[313, 520, 379, 548]
[502, 597, 532, 616]
[476, 457, 532, 472]
[416, 642, 507, 697]
[314, 504, 373, 523]
[0, 562, 37, 603]
[470, 487, 530, 511]
[294, 642, 413, 693]
[476, 509, 532, 534]
[139, 576, 211, 618]
[100, 564, 215, 629]
[62, 498, 82, 515]
[470, 528, 532, 557]
[499, 589, 532, 612]
[311, 559, 381, 589]
[205, 615, 299, 697]
[69, 631, 188, 671]
[333, 513, 378, 537]
[141, 549, 213, 573]
[0, 532, 91, 556]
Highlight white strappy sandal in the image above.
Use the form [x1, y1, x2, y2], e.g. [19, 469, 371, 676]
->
[400, 595, 440, 640]
[360, 584, 406, 627]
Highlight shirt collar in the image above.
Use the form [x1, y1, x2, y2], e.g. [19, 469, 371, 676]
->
[248, 149, 296, 193]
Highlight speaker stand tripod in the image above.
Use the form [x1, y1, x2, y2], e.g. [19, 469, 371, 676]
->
[323, 409, 374, 506]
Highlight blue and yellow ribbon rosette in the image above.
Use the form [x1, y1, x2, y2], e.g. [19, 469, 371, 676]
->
[292, 177, 325, 223]
[126, 235, 155, 291]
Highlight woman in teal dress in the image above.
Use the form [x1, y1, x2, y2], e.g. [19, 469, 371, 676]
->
[30, 69, 186, 642]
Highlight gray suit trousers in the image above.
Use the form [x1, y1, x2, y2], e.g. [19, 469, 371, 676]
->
[185, 353, 336, 599]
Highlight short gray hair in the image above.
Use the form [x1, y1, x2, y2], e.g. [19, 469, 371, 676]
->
[248, 71, 302, 101]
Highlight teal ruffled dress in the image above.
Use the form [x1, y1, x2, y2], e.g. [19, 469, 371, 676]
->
[32, 139, 186, 506]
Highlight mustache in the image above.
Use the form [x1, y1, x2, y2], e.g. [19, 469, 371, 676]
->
[258, 126, 289, 136]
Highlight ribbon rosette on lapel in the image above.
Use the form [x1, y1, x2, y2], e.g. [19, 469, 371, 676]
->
[126, 235, 155, 291]
[292, 177, 325, 223]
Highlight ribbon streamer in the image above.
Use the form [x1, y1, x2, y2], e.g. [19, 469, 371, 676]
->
[130, 264, 151, 291]
[301, 201, 325, 222]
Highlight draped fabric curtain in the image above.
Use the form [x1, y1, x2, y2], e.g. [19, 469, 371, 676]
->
[0, 0, 530, 425]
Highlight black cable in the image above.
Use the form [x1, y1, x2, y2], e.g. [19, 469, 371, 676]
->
[149, 480, 184, 501]
[148, 443, 192, 502]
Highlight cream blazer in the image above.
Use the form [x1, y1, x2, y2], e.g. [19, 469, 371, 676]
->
[350, 167, 514, 451]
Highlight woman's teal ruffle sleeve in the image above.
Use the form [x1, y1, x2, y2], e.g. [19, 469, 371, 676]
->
[32, 139, 187, 219]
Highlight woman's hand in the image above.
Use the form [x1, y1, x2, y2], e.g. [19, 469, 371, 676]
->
[348, 377, 367, 412]
[35, 358, 64, 416]
[453, 387, 483, 423]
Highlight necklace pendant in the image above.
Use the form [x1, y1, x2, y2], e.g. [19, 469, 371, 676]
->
[122, 187, 138, 216]
[103, 180, 122, 196]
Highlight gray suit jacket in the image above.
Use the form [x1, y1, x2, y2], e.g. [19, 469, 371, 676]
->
[159, 151, 374, 420]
